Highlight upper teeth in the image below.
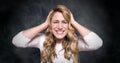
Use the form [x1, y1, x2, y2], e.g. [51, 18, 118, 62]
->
[57, 31, 63, 34]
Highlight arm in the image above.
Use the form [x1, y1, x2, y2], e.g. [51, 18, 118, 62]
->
[12, 10, 53, 48]
[12, 22, 47, 48]
[22, 22, 48, 39]
[22, 10, 53, 39]
[70, 13, 91, 37]
[12, 31, 42, 48]
[70, 12, 103, 51]
[78, 32, 103, 51]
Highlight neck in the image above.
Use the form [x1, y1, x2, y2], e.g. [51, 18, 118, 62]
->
[55, 39, 64, 44]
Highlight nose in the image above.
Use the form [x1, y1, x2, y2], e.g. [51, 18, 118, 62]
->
[58, 22, 63, 29]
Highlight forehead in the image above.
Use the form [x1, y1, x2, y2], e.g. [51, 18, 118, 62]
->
[52, 12, 65, 20]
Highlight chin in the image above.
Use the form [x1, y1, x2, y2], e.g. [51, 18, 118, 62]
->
[54, 34, 66, 40]
[55, 36, 65, 39]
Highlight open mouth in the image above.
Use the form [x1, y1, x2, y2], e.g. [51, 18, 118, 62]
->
[56, 30, 64, 34]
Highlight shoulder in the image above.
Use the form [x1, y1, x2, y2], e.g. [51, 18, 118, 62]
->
[38, 33, 46, 41]
[37, 33, 46, 44]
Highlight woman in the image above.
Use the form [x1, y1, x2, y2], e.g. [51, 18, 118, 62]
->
[12, 5, 103, 63]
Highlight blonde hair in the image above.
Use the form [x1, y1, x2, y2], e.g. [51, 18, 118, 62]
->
[41, 5, 79, 63]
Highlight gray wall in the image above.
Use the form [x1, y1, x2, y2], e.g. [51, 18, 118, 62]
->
[0, 0, 119, 63]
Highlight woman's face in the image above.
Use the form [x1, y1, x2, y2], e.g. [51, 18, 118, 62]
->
[51, 12, 69, 40]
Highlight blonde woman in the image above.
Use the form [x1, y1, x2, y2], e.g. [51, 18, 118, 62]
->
[12, 5, 103, 63]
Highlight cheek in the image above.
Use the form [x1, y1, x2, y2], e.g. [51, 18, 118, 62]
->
[62, 25, 69, 35]
[51, 24, 58, 32]
[64, 25, 69, 30]
[51, 24, 56, 29]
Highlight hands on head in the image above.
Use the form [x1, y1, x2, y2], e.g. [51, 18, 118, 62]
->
[45, 9, 76, 28]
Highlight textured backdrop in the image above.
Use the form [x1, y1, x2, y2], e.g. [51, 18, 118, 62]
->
[0, 0, 119, 63]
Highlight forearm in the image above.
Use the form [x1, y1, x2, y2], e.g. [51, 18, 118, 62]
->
[71, 21, 91, 37]
[12, 22, 47, 47]
[23, 22, 48, 39]
[22, 10, 53, 39]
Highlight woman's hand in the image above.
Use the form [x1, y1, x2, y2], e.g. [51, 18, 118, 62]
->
[70, 12, 76, 24]
[45, 10, 53, 26]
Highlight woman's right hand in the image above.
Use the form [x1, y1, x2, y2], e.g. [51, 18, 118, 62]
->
[45, 10, 53, 27]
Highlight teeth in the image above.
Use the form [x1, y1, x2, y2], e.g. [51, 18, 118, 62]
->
[57, 31, 62, 34]
[56, 31, 63, 34]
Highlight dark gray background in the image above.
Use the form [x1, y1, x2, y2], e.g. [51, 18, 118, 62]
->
[0, 0, 119, 63]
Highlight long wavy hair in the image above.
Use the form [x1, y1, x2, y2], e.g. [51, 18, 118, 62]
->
[41, 5, 79, 63]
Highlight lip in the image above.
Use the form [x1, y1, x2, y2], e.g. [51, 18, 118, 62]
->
[55, 30, 64, 34]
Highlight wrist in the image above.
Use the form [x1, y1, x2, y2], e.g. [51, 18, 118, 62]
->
[71, 20, 76, 25]
[38, 22, 48, 30]
[44, 21, 48, 28]
[45, 21, 48, 25]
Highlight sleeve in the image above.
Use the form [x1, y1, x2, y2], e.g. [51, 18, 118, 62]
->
[12, 31, 41, 48]
[78, 32, 103, 51]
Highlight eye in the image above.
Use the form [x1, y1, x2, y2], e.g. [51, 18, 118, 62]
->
[52, 20, 58, 23]
[62, 20, 68, 24]
[53, 22, 57, 23]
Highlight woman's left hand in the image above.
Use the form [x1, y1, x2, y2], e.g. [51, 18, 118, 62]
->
[70, 12, 76, 24]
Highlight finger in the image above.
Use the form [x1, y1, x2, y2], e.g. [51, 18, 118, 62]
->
[49, 10, 53, 15]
